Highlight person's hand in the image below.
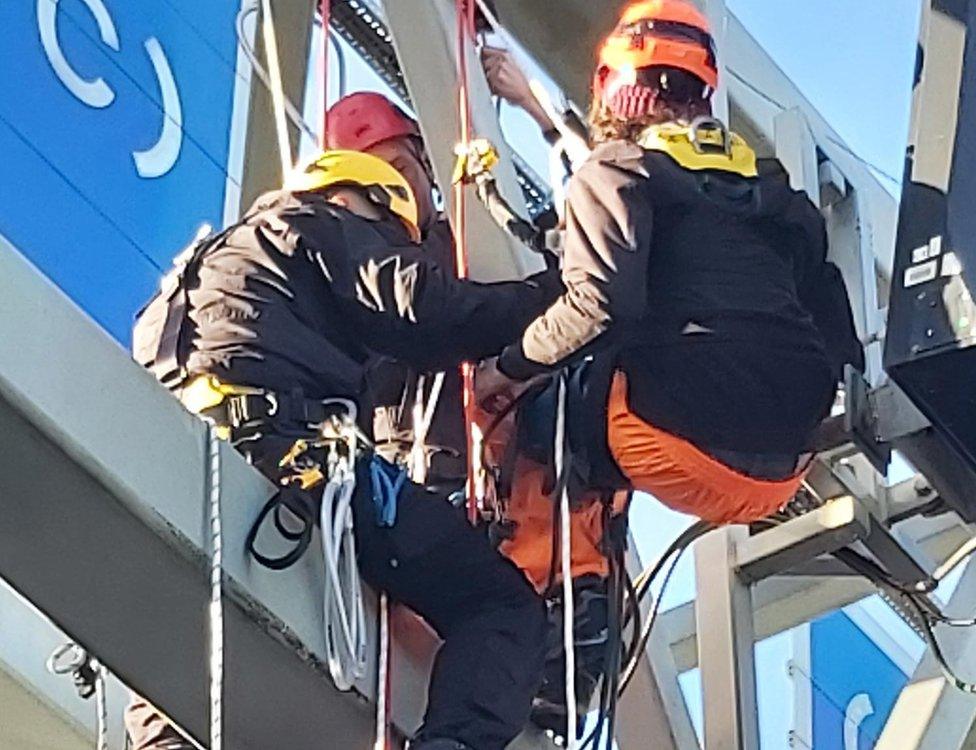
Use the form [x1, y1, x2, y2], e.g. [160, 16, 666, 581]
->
[476, 356, 522, 415]
[476, 356, 550, 415]
[481, 46, 534, 108]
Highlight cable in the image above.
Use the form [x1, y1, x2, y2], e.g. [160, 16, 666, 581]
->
[320, 0, 332, 143]
[205, 422, 224, 750]
[832, 545, 976, 692]
[93, 660, 108, 750]
[320, 454, 369, 690]
[374, 590, 391, 750]
[46, 644, 109, 750]
[259, 0, 293, 178]
[931, 536, 976, 586]
[618, 544, 684, 694]
[553, 372, 579, 749]
[330, 30, 349, 102]
[618, 521, 713, 695]
[236, 3, 319, 143]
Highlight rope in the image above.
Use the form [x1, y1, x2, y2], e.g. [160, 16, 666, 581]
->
[93, 661, 108, 750]
[320, 447, 368, 691]
[235, 3, 317, 141]
[408, 373, 446, 482]
[206, 422, 224, 750]
[453, 0, 480, 525]
[374, 592, 391, 750]
[554, 373, 578, 749]
[259, 0, 293, 178]
[46, 644, 109, 750]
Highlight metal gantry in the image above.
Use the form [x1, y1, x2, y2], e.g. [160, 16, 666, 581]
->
[5, 1, 976, 749]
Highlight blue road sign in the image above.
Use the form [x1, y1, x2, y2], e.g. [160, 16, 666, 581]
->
[0, 0, 243, 344]
[811, 611, 910, 750]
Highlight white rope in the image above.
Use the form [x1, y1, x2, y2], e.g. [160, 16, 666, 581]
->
[408, 373, 445, 483]
[554, 374, 578, 749]
[259, 0, 293, 178]
[93, 660, 108, 750]
[373, 591, 391, 750]
[372, 373, 447, 748]
[206, 422, 224, 750]
[320, 455, 368, 691]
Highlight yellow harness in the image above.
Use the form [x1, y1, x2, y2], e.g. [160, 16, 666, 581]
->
[638, 118, 758, 178]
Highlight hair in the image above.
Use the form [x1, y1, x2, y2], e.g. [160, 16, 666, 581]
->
[589, 66, 713, 144]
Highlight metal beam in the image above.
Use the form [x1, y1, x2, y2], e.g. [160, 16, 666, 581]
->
[666, 575, 877, 674]
[695, 526, 760, 750]
[0, 236, 477, 749]
[614, 541, 699, 750]
[736, 497, 869, 585]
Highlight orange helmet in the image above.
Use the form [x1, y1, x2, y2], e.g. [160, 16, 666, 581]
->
[595, 0, 718, 107]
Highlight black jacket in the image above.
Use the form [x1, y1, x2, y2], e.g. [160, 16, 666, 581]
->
[182, 190, 557, 409]
[498, 140, 864, 455]
[366, 217, 468, 482]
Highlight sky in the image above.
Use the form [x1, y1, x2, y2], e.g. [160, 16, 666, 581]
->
[727, 0, 922, 192]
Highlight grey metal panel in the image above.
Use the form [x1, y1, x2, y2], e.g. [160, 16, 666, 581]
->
[0, 237, 446, 748]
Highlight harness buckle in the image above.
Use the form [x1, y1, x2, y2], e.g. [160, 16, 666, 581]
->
[227, 395, 250, 427]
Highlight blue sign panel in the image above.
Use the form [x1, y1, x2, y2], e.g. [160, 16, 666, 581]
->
[0, 0, 243, 343]
[811, 612, 909, 750]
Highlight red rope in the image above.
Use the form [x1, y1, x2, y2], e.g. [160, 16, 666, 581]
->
[453, 0, 479, 525]
[319, 0, 331, 148]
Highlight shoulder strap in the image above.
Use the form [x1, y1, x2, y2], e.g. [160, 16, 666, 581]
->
[638, 118, 758, 177]
[133, 225, 234, 389]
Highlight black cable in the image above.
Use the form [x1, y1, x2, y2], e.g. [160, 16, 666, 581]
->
[618, 545, 684, 694]
[622, 569, 642, 669]
[833, 546, 976, 692]
[603, 554, 625, 750]
[619, 522, 714, 695]
[633, 521, 713, 604]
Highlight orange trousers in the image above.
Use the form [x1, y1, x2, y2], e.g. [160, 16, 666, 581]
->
[500, 372, 806, 592]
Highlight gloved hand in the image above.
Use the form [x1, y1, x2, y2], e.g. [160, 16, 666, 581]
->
[476, 356, 550, 414]
[481, 46, 554, 132]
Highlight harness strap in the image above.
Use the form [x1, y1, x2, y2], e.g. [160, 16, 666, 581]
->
[200, 390, 352, 431]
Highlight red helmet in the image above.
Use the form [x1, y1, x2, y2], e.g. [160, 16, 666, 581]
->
[325, 92, 420, 151]
[594, 0, 718, 111]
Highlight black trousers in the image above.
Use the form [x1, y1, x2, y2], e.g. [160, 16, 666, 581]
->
[127, 437, 546, 750]
[351, 462, 547, 749]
